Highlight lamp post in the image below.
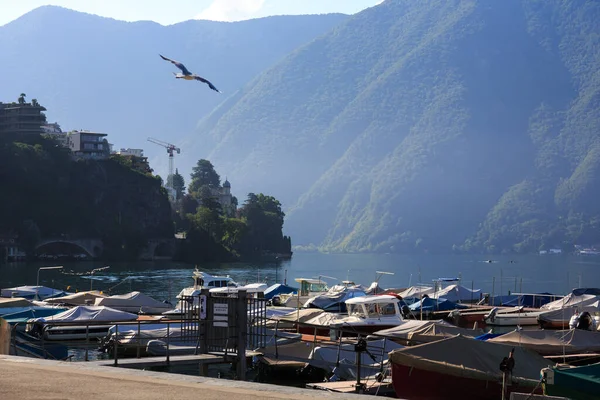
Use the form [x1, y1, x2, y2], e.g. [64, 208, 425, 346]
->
[36, 266, 63, 300]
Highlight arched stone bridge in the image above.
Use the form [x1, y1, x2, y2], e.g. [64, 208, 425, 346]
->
[36, 238, 175, 259]
[35, 238, 104, 258]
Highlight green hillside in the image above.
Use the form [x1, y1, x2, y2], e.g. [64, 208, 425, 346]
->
[189, 0, 600, 254]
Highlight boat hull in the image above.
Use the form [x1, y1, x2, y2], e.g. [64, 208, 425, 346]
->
[391, 363, 541, 400]
[484, 313, 540, 326]
[43, 325, 111, 341]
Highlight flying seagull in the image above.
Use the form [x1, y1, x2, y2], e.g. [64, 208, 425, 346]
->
[159, 54, 221, 93]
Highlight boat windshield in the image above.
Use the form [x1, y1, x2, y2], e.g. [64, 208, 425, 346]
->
[366, 302, 397, 318]
[348, 304, 366, 317]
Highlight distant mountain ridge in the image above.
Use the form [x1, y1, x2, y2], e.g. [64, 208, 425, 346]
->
[0, 5, 348, 172]
[187, 0, 600, 254]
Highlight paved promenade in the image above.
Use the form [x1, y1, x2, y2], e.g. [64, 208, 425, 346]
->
[0, 355, 366, 400]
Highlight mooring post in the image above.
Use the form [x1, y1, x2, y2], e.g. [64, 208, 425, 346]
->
[166, 322, 170, 364]
[237, 290, 248, 381]
[199, 289, 210, 377]
[136, 320, 141, 358]
[85, 324, 89, 361]
[113, 324, 119, 366]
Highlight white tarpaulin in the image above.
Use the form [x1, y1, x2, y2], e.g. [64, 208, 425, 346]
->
[45, 291, 106, 306]
[396, 285, 434, 299]
[541, 292, 600, 310]
[35, 306, 138, 323]
[488, 328, 600, 355]
[371, 320, 483, 344]
[1, 286, 68, 300]
[94, 291, 173, 314]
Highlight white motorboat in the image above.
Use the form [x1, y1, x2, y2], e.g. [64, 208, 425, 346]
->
[209, 282, 268, 297]
[163, 269, 241, 318]
[329, 295, 404, 337]
[278, 278, 329, 307]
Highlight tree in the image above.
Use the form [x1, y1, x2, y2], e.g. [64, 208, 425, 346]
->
[238, 193, 287, 255]
[181, 194, 199, 215]
[189, 159, 220, 196]
[31, 98, 40, 107]
[189, 205, 222, 241]
[18, 93, 26, 105]
[221, 218, 248, 250]
[166, 168, 186, 200]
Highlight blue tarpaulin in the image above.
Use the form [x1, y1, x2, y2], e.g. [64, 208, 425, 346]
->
[408, 297, 468, 312]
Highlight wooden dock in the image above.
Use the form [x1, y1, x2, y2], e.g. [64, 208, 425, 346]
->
[306, 379, 395, 396]
[89, 354, 225, 368]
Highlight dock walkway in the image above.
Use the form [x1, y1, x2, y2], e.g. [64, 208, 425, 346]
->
[0, 355, 368, 400]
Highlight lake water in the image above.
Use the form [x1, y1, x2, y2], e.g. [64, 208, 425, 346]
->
[2, 252, 600, 302]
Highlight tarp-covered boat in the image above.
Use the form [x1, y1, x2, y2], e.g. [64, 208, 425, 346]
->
[389, 335, 552, 400]
[371, 319, 484, 345]
[408, 297, 468, 313]
[264, 283, 297, 301]
[45, 291, 106, 306]
[431, 284, 482, 303]
[488, 328, 600, 356]
[538, 302, 600, 329]
[396, 285, 434, 300]
[542, 361, 600, 399]
[304, 287, 366, 313]
[94, 291, 173, 314]
[26, 305, 139, 340]
[1, 286, 69, 300]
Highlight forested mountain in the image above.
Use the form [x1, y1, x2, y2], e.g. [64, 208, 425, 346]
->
[0, 6, 347, 170]
[188, 0, 600, 254]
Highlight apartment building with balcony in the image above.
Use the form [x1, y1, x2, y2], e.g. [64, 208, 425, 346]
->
[67, 130, 112, 159]
[0, 101, 47, 135]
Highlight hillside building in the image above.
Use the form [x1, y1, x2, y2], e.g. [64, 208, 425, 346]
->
[209, 178, 234, 215]
[41, 122, 69, 147]
[113, 148, 152, 174]
[115, 148, 144, 157]
[0, 101, 47, 135]
[67, 130, 112, 160]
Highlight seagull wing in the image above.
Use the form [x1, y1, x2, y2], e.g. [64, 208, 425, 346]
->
[159, 54, 192, 76]
[193, 75, 221, 93]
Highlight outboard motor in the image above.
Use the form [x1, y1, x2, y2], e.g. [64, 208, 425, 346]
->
[577, 312, 594, 331]
[401, 305, 411, 319]
[271, 295, 281, 307]
[484, 307, 499, 324]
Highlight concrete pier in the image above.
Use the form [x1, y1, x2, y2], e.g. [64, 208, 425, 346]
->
[0, 355, 367, 400]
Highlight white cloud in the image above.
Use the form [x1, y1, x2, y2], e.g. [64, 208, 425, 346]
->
[195, 0, 266, 22]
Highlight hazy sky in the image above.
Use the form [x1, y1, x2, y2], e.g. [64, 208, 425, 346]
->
[1, 0, 383, 26]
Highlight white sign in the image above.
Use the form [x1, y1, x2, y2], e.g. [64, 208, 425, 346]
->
[214, 303, 228, 315]
[213, 322, 228, 328]
[199, 295, 207, 320]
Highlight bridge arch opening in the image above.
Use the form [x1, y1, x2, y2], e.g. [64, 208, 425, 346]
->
[35, 241, 92, 260]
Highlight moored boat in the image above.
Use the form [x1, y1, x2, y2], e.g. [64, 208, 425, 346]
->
[483, 306, 543, 326]
[542, 362, 600, 399]
[329, 295, 403, 338]
[389, 335, 552, 400]
[487, 328, 600, 356]
[26, 305, 139, 340]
